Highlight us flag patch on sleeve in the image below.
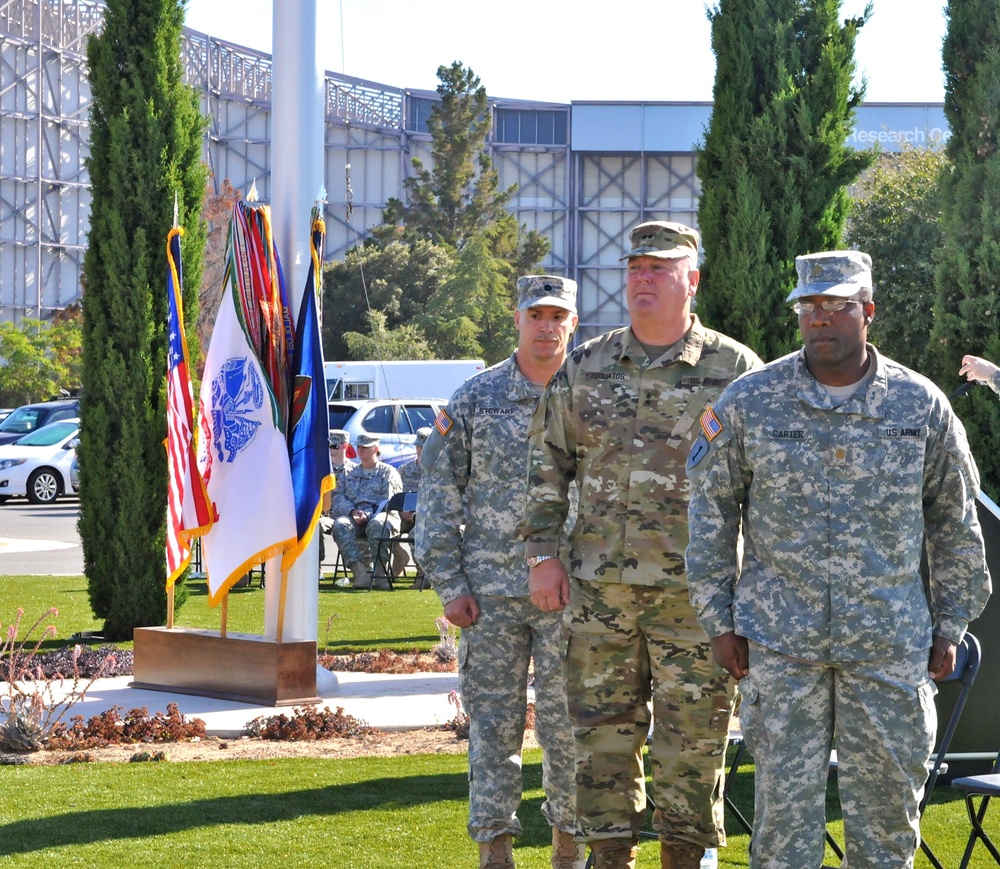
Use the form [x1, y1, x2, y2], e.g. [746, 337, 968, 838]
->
[700, 407, 723, 441]
[435, 408, 454, 437]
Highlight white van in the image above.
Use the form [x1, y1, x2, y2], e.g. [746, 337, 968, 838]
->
[324, 359, 484, 402]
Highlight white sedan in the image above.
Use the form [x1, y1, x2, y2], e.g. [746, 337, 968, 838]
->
[0, 419, 80, 504]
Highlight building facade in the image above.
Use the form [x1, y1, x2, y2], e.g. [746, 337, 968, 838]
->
[1, 0, 948, 340]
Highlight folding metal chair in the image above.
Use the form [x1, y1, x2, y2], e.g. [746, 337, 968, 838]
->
[951, 644, 1000, 867]
[372, 491, 426, 590]
[721, 632, 982, 868]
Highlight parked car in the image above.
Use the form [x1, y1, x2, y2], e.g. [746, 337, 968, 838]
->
[327, 398, 446, 467]
[0, 409, 13, 423]
[0, 418, 80, 504]
[0, 399, 80, 446]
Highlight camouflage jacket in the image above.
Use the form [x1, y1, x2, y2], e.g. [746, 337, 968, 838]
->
[323, 459, 357, 516]
[686, 345, 991, 662]
[398, 459, 421, 493]
[520, 316, 762, 588]
[416, 354, 561, 605]
[332, 460, 401, 518]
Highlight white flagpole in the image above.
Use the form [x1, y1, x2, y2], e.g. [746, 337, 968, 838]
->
[266, 0, 325, 644]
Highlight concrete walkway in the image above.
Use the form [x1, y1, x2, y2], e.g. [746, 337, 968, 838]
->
[41, 668, 463, 738]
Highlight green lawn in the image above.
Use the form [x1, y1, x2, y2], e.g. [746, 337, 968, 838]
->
[0, 577, 996, 867]
[0, 747, 993, 868]
[0, 574, 446, 654]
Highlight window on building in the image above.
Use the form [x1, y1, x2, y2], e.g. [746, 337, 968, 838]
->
[495, 109, 568, 145]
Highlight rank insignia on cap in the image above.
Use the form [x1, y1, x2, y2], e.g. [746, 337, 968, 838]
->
[700, 407, 723, 441]
[434, 408, 454, 437]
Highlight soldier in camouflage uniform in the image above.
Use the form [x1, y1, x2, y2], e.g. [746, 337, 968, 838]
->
[393, 426, 431, 576]
[686, 250, 991, 869]
[521, 222, 762, 869]
[416, 276, 584, 869]
[959, 354, 1000, 393]
[320, 429, 357, 566]
[331, 432, 402, 590]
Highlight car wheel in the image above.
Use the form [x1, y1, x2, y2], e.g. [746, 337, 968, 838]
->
[27, 468, 60, 504]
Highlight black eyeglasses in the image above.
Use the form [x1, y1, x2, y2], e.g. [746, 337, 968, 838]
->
[792, 299, 862, 315]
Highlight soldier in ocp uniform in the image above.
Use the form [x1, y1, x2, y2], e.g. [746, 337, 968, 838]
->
[417, 276, 584, 869]
[686, 250, 991, 869]
[330, 432, 401, 589]
[521, 222, 763, 869]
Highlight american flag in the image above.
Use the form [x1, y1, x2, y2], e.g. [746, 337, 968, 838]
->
[165, 227, 212, 587]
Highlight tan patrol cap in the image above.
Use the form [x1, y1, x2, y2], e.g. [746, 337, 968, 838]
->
[620, 221, 700, 261]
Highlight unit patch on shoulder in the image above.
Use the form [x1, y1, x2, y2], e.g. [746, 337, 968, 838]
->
[699, 406, 723, 441]
[434, 408, 454, 437]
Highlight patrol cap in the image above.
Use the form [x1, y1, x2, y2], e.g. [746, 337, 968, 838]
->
[620, 221, 699, 261]
[516, 275, 578, 313]
[328, 429, 350, 448]
[415, 426, 432, 447]
[787, 250, 873, 302]
[356, 433, 381, 448]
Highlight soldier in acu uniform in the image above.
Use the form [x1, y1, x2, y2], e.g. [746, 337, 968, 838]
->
[330, 432, 401, 589]
[521, 222, 762, 869]
[417, 276, 584, 869]
[686, 250, 992, 869]
[392, 425, 431, 576]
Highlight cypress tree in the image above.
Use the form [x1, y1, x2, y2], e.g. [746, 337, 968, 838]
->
[929, 0, 1000, 499]
[81, 0, 207, 639]
[696, 0, 873, 361]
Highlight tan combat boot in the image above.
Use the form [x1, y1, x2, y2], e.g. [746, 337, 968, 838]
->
[660, 840, 705, 869]
[479, 833, 515, 868]
[588, 837, 638, 869]
[351, 561, 372, 589]
[551, 827, 586, 869]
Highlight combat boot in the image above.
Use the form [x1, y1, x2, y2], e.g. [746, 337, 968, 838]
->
[588, 838, 638, 869]
[551, 827, 586, 869]
[479, 833, 515, 868]
[660, 840, 705, 869]
[351, 561, 372, 589]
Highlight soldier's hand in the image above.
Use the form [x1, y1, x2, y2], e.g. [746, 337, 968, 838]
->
[529, 559, 570, 613]
[711, 631, 749, 680]
[928, 634, 957, 681]
[444, 595, 480, 628]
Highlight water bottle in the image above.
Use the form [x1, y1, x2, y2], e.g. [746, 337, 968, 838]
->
[700, 847, 718, 869]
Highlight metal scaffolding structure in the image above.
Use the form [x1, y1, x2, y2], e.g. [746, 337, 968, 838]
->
[1, 0, 942, 339]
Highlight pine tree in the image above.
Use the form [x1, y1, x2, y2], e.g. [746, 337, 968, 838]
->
[845, 146, 948, 374]
[81, 0, 207, 638]
[331, 62, 548, 360]
[696, 0, 873, 361]
[929, 0, 1000, 498]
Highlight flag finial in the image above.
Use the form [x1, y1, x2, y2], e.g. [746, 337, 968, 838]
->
[247, 178, 259, 202]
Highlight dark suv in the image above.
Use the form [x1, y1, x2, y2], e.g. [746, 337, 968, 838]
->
[0, 399, 81, 446]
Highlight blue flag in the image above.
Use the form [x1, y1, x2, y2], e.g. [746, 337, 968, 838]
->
[282, 210, 334, 572]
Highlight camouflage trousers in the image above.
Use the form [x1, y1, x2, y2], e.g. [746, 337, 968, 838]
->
[566, 579, 734, 847]
[459, 594, 578, 842]
[329, 511, 399, 567]
[740, 642, 935, 869]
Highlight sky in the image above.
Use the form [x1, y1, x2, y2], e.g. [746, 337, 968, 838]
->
[183, 0, 950, 104]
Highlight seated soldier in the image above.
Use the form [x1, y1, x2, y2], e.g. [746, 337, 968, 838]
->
[330, 432, 402, 589]
[319, 429, 357, 579]
[391, 425, 431, 576]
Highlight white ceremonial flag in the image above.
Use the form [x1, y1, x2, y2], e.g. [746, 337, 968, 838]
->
[195, 278, 297, 605]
